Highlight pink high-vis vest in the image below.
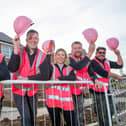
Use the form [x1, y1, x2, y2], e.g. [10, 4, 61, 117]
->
[89, 58, 110, 92]
[12, 47, 46, 96]
[69, 55, 93, 95]
[46, 64, 74, 111]
[0, 54, 5, 99]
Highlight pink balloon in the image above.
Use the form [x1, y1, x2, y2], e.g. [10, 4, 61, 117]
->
[42, 40, 55, 53]
[82, 28, 98, 43]
[106, 37, 119, 50]
[13, 16, 34, 37]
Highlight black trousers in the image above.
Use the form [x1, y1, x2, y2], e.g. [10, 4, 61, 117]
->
[13, 94, 37, 126]
[0, 96, 4, 116]
[72, 94, 85, 126]
[91, 91, 113, 126]
[47, 107, 75, 126]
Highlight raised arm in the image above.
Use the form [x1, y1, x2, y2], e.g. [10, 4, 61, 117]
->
[8, 36, 21, 72]
[113, 49, 123, 66]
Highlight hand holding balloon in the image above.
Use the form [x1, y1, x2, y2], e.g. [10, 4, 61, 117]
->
[13, 16, 34, 37]
[13, 36, 20, 45]
[82, 28, 98, 43]
[107, 38, 123, 66]
[106, 37, 119, 51]
[42, 40, 55, 54]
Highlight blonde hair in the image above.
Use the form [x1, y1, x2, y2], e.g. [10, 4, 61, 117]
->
[53, 48, 70, 65]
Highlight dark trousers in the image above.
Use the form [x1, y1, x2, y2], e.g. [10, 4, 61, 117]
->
[92, 91, 113, 126]
[0, 96, 4, 116]
[72, 93, 85, 126]
[47, 107, 75, 126]
[13, 94, 37, 126]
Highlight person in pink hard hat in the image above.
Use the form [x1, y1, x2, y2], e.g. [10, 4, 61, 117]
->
[89, 47, 123, 126]
[8, 29, 49, 126]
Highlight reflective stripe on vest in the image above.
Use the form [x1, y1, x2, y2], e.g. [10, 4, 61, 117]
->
[91, 58, 110, 92]
[47, 65, 71, 102]
[14, 49, 43, 91]
[46, 95, 73, 102]
[49, 85, 71, 91]
[89, 82, 108, 86]
[70, 60, 92, 94]
[52, 65, 70, 80]
[73, 70, 93, 89]
[36, 51, 43, 74]
[76, 76, 93, 84]
[52, 64, 55, 80]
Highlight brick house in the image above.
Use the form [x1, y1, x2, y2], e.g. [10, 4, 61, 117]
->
[0, 32, 13, 102]
[0, 32, 13, 63]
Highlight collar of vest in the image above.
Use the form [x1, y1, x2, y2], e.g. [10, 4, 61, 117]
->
[25, 45, 38, 55]
[69, 54, 84, 61]
[55, 64, 67, 69]
[95, 56, 106, 63]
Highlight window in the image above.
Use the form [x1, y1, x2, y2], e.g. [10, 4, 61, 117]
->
[1, 44, 13, 59]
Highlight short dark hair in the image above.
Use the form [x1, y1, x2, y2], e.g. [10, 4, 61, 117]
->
[96, 47, 106, 52]
[26, 29, 38, 37]
[71, 41, 82, 47]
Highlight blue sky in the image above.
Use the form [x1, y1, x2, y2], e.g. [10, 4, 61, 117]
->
[0, 0, 126, 74]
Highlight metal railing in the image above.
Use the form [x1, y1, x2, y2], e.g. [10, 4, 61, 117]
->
[109, 77, 126, 126]
[0, 78, 126, 126]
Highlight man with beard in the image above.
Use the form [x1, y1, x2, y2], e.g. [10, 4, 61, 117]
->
[69, 41, 101, 126]
[89, 47, 123, 126]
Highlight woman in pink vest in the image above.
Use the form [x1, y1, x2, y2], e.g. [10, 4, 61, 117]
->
[0, 54, 10, 116]
[45, 48, 76, 126]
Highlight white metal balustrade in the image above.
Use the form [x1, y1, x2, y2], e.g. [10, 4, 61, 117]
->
[0, 79, 126, 126]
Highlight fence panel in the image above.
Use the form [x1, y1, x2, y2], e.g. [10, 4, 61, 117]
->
[0, 79, 126, 126]
[109, 77, 126, 126]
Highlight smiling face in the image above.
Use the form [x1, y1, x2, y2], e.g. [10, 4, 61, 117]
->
[55, 50, 66, 64]
[26, 32, 39, 51]
[96, 49, 106, 61]
[71, 43, 83, 58]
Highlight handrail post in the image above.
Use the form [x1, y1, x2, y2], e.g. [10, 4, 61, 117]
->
[109, 77, 120, 126]
[104, 85, 112, 126]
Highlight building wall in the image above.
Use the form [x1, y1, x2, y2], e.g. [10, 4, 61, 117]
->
[0, 42, 13, 63]
[0, 41, 13, 102]
[0, 43, 2, 53]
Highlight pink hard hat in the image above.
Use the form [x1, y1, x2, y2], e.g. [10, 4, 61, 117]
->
[13, 16, 34, 37]
[106, 37, 119, 50]
[42, 40, 55, 54]
[82, 28, 98, 43]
